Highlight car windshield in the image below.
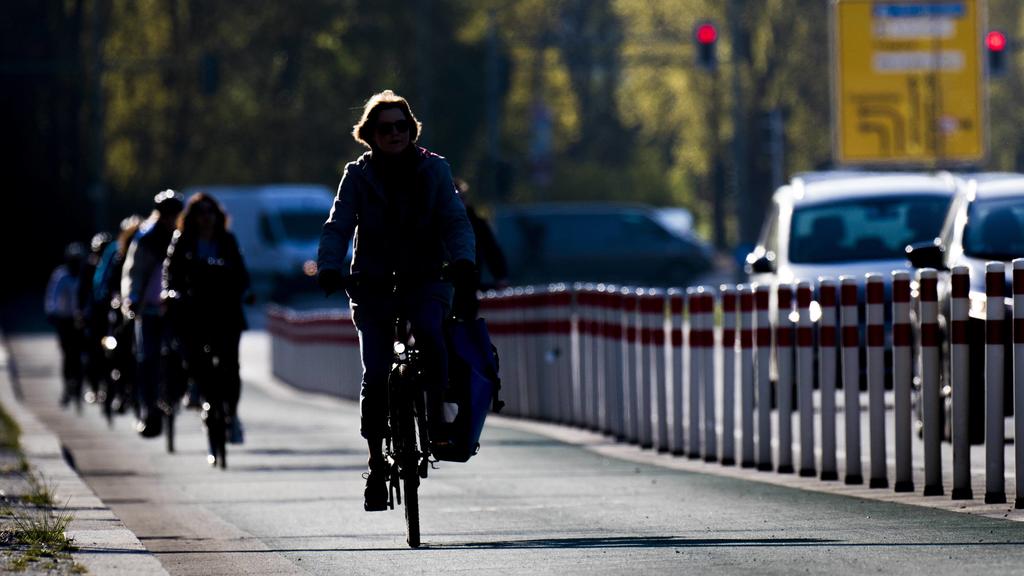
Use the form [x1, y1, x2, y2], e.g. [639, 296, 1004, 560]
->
[279, 210, 327, 242]
[789, 194, 951, 264]
[963, 195, 1024, 261]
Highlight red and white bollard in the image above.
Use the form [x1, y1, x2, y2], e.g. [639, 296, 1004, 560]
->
[950, 266, 972, 500]
[818, 278, 839, 481]
[840, 276, 863, 485]
[776, 283, 795, 474]
[639, 289, 664, 450]
[755, 284, 773, 471]
[553, 285, 574, 426]
[688, 287, 703, 458]
[574, 284, 594, 429]
[985, 262, 1006, 505]
[512, 289, 529, 417]
[590, 284, 607, 432]
[739, 285, 755, 468]
[521, 287, 541, 419]
[655, 289, 671, 450]
[918, 269, 943, 496]
[622, 288, 640, 444]
[865, 274, 888, 489]
[701, 290, 717, 462]
[669, 289, 686, 455]
[796, 281, 816, 477]
[1014, 259, 1024, 509]
[720, 285, 738, 466]
[892, 271, 914, 493]
[604, 286, 626, 439]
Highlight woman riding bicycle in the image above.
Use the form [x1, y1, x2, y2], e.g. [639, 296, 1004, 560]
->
[163, 192, 252, 465]
[317, 90, 476, 512]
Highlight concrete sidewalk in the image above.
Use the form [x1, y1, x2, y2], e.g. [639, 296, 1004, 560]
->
[0, 334, 167, 575]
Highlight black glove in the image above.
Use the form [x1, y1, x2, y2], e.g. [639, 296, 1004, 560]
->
[449, 259, 478, 321]
[318, 268, 344, 296]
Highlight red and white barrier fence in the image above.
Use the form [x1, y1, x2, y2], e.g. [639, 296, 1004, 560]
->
[919, 269, 943, 496]
[985, 262, 1006, 504]
[1015, 259, 1024, 510]
[776, 283, 795, 474]
[796, 281, 815, 477]
[840, 276, 863, 486]
[720, 286, 737, 466]
[738, 285, 755, 468]
[892, 271, 913, 492]
[268, 262, 1024, 504]
[866, 274, 888, 489]
[818, 278, 839, 481]
[951, 266, 972, 500]
[755, 284, 772, 472]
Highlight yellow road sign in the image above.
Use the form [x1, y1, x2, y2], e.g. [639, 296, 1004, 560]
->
[832, 0, 986, 166]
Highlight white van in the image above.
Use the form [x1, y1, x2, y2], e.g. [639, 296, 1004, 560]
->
[183, 184, 343, 298]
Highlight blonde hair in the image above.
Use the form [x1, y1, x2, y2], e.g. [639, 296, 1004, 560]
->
[351, 90, 422, 151]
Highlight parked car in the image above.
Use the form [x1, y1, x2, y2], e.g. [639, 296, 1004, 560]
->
[746, 171, 958, 393]
[183, 184, 342, 300]
[746, 170, 957, 291]
[906, 172, 1024, 442]
[491, 203, 713, 288]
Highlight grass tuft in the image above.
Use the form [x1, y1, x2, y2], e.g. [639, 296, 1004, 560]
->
[21, 472, 56, 508]
[6, 499, 75, 552]
[0, 404, 20, 451]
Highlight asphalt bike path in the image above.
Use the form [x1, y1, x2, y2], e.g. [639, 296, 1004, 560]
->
[9, 332, 1024, 575]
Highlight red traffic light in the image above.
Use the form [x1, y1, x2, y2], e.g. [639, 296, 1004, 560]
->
[695, 23, 718, 45]
[986, 30, 1007, 52]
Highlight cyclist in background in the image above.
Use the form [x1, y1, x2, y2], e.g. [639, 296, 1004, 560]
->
[164, 192, 252, 463]
[45, 242, 87, 408]
[122, 190, 183, 438]
[317, 90, 476, 511]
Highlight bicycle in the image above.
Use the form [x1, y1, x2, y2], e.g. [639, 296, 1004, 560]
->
[335, 273, 438, 548]
[187, 338, 235, 469]
[386, 318, 431, 548]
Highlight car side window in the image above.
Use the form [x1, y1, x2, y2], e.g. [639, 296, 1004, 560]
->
[259, 213, 278, 246]
[762, 204, 779, 254]
[939, 195, 964, 248]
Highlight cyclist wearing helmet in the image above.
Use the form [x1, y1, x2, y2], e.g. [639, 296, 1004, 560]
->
[45, 242, 87, 408]
[122, 190, 184, 437]
[317, 90, 476, 512]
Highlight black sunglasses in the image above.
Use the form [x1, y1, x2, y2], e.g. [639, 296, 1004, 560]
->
[375, 119, 410, 136]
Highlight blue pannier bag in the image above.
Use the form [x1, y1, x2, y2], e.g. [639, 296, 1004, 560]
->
[434, 317, 503, 462]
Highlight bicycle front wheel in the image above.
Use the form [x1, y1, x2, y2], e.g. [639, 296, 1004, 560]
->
[404, 471, 419, 548]
[392, 364, 421, 548]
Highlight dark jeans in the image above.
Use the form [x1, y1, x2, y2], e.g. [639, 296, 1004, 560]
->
[53, 317, 83, 388]
[134, 313, 165, 421]
[186, 328, 242, 417]
[354, 290, 449, 440]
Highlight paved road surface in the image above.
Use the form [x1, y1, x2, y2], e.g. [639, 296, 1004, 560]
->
[9, 332, 1024, 575]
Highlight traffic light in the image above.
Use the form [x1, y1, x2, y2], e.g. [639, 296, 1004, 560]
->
[986, 30, 1008, 78]
[694, 21, 718, 71]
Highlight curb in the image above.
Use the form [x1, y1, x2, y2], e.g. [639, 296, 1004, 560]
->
[0, 334, 168, 576]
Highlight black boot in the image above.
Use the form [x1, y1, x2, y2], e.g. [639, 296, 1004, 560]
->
[363, 439, 388, 512]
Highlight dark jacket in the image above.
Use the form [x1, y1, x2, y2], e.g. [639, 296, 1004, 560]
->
[317, 146, 475, 300]
[122, 218, 174, 314]
[163, 230, 250, 334]
[466, 204, 508, 288]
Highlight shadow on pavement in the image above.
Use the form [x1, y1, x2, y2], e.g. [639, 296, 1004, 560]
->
[428, 535, 835, 549]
